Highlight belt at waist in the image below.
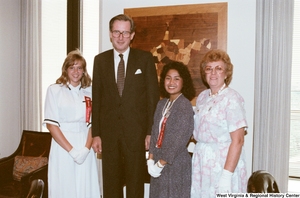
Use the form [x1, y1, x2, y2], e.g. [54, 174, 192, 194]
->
[59, 122, 88, 132]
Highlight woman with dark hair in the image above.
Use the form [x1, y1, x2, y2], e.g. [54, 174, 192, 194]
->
[191, 49, 248, 197]
[247, 170, 280, 193]
[147, 61, 195, 198]
[43, 49, 100, 197]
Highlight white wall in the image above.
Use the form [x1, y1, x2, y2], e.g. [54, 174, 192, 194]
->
[100, 0, 256, 176]
[0, 0, 22, 158]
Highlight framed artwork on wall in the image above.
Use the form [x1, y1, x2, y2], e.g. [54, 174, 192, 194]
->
[124, 2, 227, 104]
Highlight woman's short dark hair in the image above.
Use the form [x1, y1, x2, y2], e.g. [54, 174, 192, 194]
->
[56, 49, 92, 88]
[200, 49, 233, 87]
[109, 14, 135, 33]
[159, 61, 195, 101]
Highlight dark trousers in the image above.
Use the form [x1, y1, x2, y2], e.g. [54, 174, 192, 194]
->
[102, 137, 146, 198]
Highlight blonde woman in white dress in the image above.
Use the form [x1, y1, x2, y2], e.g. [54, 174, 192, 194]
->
[43, 49, 100, 198]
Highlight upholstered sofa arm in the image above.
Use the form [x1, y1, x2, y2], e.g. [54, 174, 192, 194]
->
[21, 164, 48, 182]
[20, 164, 48, 197]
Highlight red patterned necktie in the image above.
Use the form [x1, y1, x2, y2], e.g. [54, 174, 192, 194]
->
[117, 54, 125, 96]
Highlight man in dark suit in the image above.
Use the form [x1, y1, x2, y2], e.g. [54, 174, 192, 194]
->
[92, 14, 160, 198]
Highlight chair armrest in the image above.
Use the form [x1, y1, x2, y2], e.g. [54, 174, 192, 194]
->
[20, 164, 48, 197]
[21, 164, 48, 182]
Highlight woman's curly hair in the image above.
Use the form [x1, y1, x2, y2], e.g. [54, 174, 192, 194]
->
[200, 49, 233, 87]
[159, 61, 195, 101]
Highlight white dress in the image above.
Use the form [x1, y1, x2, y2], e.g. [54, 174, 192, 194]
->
[191, 87, 248, 197]
[43, 83, 100, 198]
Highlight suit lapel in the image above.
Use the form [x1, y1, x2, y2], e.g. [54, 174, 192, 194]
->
[123, 49, 137, 96]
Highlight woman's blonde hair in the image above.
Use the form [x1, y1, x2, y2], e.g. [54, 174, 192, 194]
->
[56, 49, 92, 88]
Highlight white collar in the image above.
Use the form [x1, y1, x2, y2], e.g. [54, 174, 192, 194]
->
[113, 48, 130, 59]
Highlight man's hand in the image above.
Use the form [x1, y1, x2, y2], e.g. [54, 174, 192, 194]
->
[92, 136, 102, 154]
[145, 135, 151, 150]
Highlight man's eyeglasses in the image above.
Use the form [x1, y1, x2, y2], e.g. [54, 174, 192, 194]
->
[204, 66, 224, 74]
[111, 30, 131, 38]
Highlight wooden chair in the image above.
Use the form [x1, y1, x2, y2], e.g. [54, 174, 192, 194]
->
[26, 179, 44, 198]
[0, 130, 52, 198]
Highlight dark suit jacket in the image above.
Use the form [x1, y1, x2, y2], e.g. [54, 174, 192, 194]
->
[92, 48, 160, 152]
